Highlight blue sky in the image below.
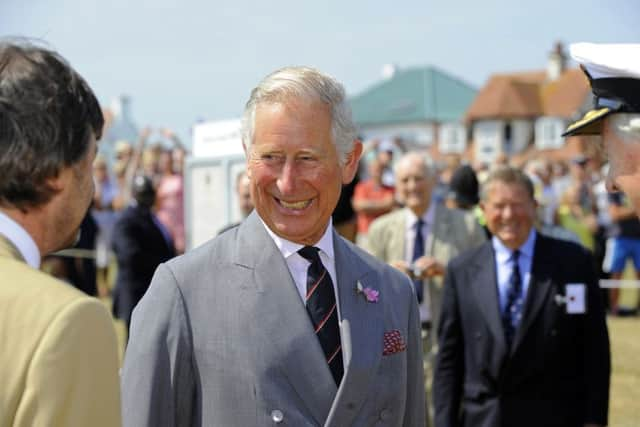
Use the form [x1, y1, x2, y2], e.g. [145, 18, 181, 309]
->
[3, 0, 639, 142]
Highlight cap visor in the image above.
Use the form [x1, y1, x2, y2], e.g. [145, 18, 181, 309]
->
[562, 107, 611, 137]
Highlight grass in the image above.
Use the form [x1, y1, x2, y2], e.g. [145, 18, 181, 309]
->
[608, 315, 640, 427]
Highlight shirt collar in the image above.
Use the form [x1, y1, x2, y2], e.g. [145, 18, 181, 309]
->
[0, 210, 41, 268]
[405, 203, 435, 230]
[492, 227, 537, 264]
[260, 216, 335, 261]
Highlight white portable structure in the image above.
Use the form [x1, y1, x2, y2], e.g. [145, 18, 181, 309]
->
[185, 119, 247, 250]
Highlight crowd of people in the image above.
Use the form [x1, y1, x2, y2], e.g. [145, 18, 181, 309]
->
[1, 38, 638, 427]
[348, 142, 640, 316]
[42, 127, 188, 326]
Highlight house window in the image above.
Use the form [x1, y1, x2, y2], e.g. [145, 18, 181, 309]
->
[473, 121, 502, 164]
[534, 118, 564, 149]
[438, 123, 466, 154]
[503, 123, 513, 154]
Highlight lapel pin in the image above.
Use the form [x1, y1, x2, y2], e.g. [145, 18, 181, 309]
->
[356, 281, 379, 303]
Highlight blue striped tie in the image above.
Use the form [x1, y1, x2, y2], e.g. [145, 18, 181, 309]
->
[503, 250, 524, 348]
[298, 246, 343, 385]
[411, 218, 424, 302]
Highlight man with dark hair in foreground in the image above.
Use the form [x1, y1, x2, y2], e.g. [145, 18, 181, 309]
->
[0, 40, 121, 426]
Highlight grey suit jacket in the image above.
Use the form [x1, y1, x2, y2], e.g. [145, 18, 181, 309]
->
[366, 205, 486, 329]
[121, 211, 425, 427]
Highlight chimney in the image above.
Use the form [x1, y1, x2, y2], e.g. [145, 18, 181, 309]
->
[547, 41, 567, 81]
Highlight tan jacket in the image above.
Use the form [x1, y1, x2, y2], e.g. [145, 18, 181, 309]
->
[0, 234, 121, 427]
[366, 205, 487, 330]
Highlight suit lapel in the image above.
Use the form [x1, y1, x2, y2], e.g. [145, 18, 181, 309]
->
[388, 209, 407, 261]
[510, 234, 553, 354]
[471, 243, 508, 357]
[429, 205, 451, 256]
[325, 234, 382, 427]
[235, 213, 336, 425]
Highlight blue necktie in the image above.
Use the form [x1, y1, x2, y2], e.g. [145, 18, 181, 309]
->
[412, 218, 424, 303]
[503, 250, 524, 348]
[298, 246, 343, 385]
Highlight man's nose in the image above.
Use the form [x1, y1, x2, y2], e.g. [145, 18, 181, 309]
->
[502, 204, 514, 218]
[277, 160, 296, 194]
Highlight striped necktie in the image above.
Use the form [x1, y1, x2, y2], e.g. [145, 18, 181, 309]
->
[411, 218, 425, 303]
[503, 250, 524, 348]
[298, 246, 343, 385]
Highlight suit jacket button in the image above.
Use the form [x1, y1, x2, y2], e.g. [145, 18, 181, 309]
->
[271, 409, 284, 423]
[379, 409, 390, 420]
[346, 402, 356, 410]
[550, 329, 557, 337]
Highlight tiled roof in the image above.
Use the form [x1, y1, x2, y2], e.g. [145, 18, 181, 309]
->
[542, 68, 590, 117]
[465, 68, 589, 122]
[350, 67, 477, 126]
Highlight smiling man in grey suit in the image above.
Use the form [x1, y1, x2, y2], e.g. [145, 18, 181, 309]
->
[121, 66, 425, 426]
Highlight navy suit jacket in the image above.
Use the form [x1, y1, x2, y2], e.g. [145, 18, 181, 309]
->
[112, 205, 175, 328]
[433, 232, 610, 427]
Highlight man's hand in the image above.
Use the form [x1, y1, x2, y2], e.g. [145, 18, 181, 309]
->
[389, 258, 445, 280]
[389, 260, 412, 277]
[412, 256, 445, 279]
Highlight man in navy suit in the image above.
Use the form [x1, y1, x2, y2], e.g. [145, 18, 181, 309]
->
[112, 175, 176, 335]
[433, 166, 610, 427]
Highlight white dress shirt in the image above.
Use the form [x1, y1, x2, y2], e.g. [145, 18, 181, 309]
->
[492, 228, 536, 313]
[404, 204, 435, 322]
[260, 217, 339, 308]
[0, 210, 41, 269]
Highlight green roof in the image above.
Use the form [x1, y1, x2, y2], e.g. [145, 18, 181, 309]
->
[349, 67, 477, 126]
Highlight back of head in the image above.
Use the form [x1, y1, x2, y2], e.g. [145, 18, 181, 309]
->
[241, 66, 357, 164]
[0, 39, 104, 211]
[131, 175, 156, 208]
[448, 165, 479, 208]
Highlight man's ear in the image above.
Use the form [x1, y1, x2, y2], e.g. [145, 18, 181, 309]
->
[45, 168, 71, 192]
[341, 139, 363, 184]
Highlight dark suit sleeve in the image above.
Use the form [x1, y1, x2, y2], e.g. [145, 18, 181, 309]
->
[112, 218, 174, 292]
[121, 263, 196, 427]
[581, 251, 611, 425]
[403, 275, 427, 427]
[433, 263, 464, 427]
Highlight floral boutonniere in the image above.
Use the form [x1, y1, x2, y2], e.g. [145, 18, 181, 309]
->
[356, 281, 379, 303]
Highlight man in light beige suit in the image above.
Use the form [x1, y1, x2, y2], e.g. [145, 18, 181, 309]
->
[0, 40, 121, 427]
[367, 152, 486, 424]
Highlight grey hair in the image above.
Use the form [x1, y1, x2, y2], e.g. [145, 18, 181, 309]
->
[480, 166, 535, 201]
[241, 66, 358, 164]
[609, 113, 640, 141]
[393, 151, 436, 179]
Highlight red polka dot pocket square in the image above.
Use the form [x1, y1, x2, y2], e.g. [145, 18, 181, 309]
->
[382, 329, 406, 356]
